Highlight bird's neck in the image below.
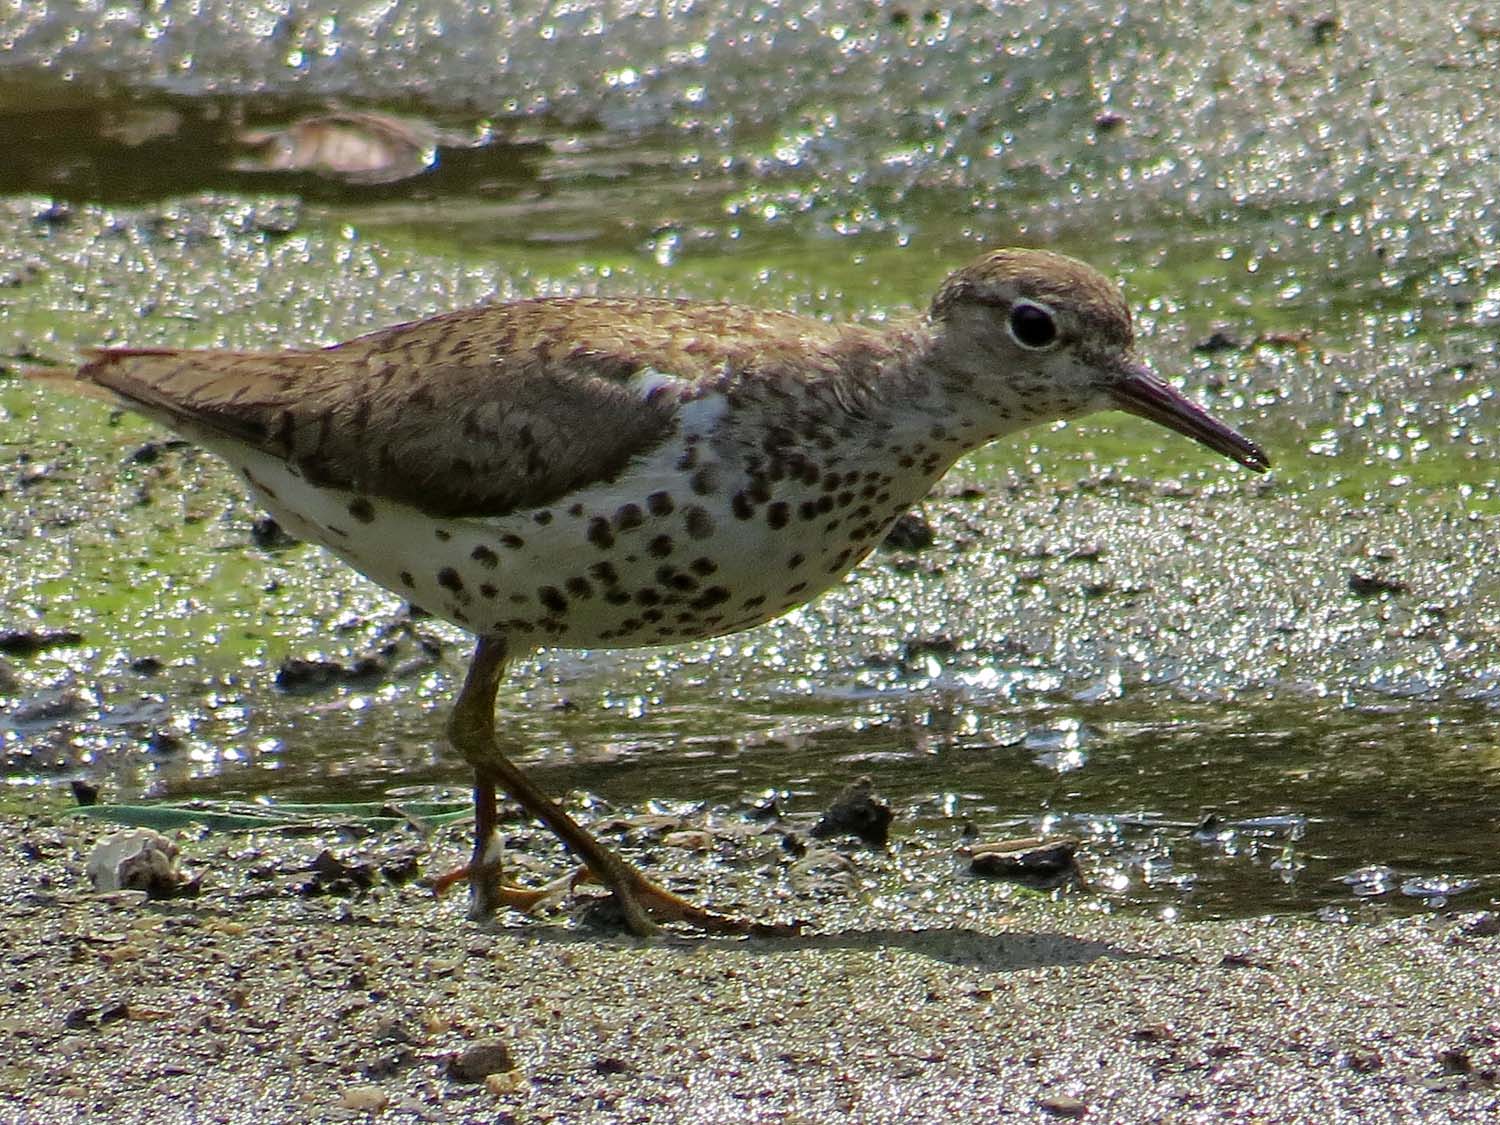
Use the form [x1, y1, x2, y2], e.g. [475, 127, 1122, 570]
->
[822, 317, 1048, 467]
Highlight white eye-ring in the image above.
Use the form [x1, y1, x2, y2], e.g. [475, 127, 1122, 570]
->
[1006, 300, 1060, 350]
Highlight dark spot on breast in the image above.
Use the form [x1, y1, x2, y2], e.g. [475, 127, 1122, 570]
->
[604, 590, 631, 606]
[590, 561, 620, 586]
[684, 506, 714, 540]
[786, 581, 808, 595]
[690, 468, 717, 495]
[766, 502, 789, 529]
[788, 553, 805, 568]
[347, 497, 376, 523]
[480, 583, 498, 599]
[538, 586, 568, 614]
[741, 593, 766, 609]
[647, 491, 675, 516]
[501, 533, 526, 550]
[569, 503, 585, 517]
[657, 565, 698, 592]
[437, 568, 463, 592]
[636, 588, 662, 606]
[533, 510, 553, 525]
[471, 545, 499, 568]
[689, 557, 717, 576]
[799, 501, 819, 521]
[587, 518, 615, 549]
[691, 586, 730, 610]
[565, 577, 593, 599]
[435, 529, 452, 542]
[648, 535, 674, 558]
[399, 571, 415, 588]
[614, 503, 643, 531]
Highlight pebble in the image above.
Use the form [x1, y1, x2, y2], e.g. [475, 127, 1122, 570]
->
[446, 1040, 517, 1083]
[810, 777, 893, 848]
[484, 1070, 528, 1096]
[966, 836, 1080, 880]
[338, 1086, 389, 1112]
[661, 830, 714, 851]
[880, 511, 935, 551]
[1038, 1093, 1088, 1118]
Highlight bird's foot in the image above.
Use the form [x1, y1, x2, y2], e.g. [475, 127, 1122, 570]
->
[429, 858, 583, 920]
[432, 855, 798, 936]
[593, 866, 802, 938]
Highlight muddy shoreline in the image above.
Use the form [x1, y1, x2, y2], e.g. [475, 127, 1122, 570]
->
[2, 810, 1497, 1124]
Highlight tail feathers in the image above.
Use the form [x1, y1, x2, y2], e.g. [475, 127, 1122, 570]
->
[17, 353, 130, 405]
[22, 347, 222, 425]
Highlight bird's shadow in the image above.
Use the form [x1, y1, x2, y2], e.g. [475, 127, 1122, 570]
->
[754, 925, 1139, 972]
[515, 921, 1144, 974]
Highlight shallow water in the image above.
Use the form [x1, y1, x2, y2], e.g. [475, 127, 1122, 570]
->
[1, 2, 1497, 921]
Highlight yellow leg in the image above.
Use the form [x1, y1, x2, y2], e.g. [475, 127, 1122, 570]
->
[448, 637, 796, 937]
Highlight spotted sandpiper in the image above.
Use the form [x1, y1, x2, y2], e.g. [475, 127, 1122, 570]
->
[29, 248, 1268, 935]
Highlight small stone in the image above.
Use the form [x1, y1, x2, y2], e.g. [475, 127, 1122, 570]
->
[446, 1040, 517, 1083]
[1460, 912, 1500, 937]
[967, 836, 1080, 882]
[661, 830, 714, 852]
[0, 629, 83, 656]
[483, 1069, 527, 1096]
[34, 201, 72, 227]
[250, 515, 297, 550]
[810, 777, 893, 847]
[1192, 330, 1243, 354]
[338, 1086, 389, 1112]
[1038, 1093, 1088, 1118]
[275, 657, 346, 692]
[1437, 1047, 1473, 1075]
[1348, 573, 1407, 597]
[881, 511, 935, 551]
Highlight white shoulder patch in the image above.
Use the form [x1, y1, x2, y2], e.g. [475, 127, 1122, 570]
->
[627, 367, 693, 403]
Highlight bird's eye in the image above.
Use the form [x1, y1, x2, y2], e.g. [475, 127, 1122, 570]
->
[1007, 302, 1058, 350]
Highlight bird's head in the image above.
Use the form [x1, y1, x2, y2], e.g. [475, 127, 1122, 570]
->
[928, 249, 1268, 473]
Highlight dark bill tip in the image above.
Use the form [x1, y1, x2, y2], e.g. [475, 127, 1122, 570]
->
[1109, 363, 1270, 473]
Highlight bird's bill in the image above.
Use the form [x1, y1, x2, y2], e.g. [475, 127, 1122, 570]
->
[1109, 363, 1269, 472]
